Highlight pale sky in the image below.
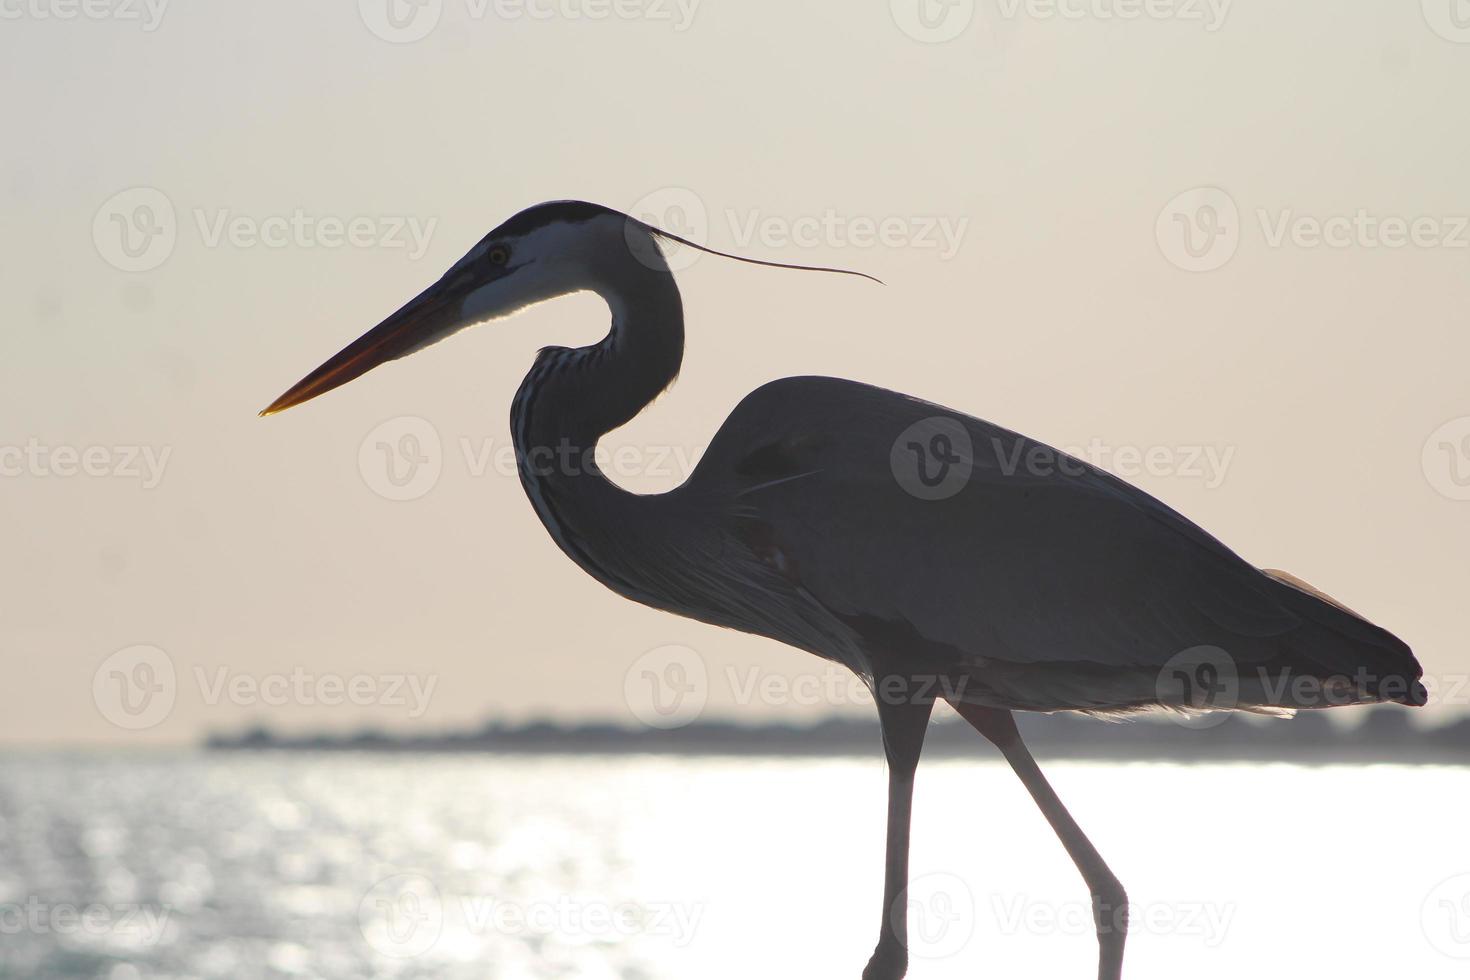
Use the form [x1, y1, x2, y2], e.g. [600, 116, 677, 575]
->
[3, 1, 1469, 745]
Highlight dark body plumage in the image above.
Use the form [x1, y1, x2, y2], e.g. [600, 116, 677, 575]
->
[515, 359, 1424, 715]
[686, 376, 1424, 713]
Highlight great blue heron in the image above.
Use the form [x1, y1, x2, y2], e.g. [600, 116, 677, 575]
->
[262, 200, 1426, 980]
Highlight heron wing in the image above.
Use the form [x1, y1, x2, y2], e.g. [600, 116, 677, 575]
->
[683, 376, 1414, 710]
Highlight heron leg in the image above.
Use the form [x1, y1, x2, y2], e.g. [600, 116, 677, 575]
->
[949, 702, 1128, 980]
[862, 688, 934, 980]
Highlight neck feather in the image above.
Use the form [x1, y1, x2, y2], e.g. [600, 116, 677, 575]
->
[512, 262, 684, 452]
[507, 260, 684, 599]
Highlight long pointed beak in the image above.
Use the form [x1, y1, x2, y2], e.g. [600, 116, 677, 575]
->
[259, 276, 464, 417]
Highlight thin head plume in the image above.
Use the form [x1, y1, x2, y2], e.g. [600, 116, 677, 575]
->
[634, 218, 884, 285]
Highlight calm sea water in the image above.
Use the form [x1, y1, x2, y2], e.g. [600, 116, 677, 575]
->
[1, 753, 1467, 979]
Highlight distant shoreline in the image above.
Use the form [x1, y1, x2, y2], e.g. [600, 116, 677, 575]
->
[204, 705, 1469, 765]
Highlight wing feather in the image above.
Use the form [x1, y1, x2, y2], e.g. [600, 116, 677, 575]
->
[682, 376, 1419, 710]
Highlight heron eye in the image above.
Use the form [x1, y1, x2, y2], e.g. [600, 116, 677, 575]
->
[486, 245, 510, 267]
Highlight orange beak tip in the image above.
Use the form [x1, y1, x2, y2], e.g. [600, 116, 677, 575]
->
[257, 396, 291, 418]
[259, 275, 456, 421]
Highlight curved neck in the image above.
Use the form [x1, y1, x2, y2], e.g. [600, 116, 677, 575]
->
[513, 262, 684, 452]
[508, 259, 684, 599]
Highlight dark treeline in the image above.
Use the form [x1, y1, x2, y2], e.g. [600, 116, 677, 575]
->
[206, 705, 1467, 765]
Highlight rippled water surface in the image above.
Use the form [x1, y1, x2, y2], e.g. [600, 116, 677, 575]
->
[1, 753, 1467, 979]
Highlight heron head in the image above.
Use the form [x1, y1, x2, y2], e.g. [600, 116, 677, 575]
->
[259, 200, 657, 416]
[260, 199, 877, 416]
